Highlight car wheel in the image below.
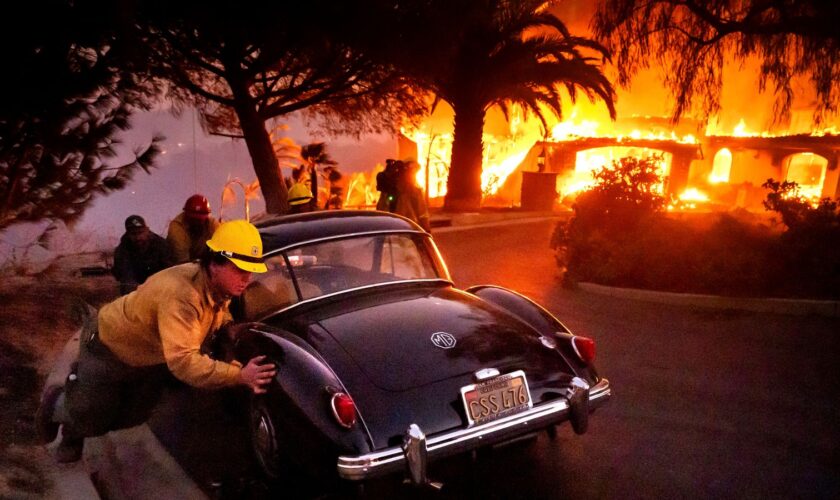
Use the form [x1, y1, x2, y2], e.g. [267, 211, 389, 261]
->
[250, 398, 328, 497]
[250, 398, 289, 480]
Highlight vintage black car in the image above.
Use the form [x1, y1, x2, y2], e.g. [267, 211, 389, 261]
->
[231, 210, 610, 489]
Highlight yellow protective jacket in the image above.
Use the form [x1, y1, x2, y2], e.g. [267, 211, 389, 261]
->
[97, 263, 241, 389]
[166, 213, 220, 264]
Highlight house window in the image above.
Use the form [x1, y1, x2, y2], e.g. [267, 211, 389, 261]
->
[784, 153, 827, 199]
[709, 148, 732, 184]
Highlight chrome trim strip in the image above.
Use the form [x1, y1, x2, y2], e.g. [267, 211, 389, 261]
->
[425, 238, 452, 282]
[336, 378, 611, 481]
[263, 230, 429, 256]
[259, 278, 453, 319]
[571, 336, 584, 361]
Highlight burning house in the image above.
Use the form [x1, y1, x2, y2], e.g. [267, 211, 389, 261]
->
[340, 3, 840, 214]
[508, 121, 840, 212]
[385, 109, 840, 213]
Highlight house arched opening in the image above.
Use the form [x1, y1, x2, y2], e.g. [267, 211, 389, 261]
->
[559, 146, 672, 197]
[709, 148, 732, 184]
[783, 153, 828, 199]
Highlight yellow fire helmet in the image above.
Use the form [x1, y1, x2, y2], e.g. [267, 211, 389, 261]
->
[288, 182, 313, 206]
[206, 220, 267, 273]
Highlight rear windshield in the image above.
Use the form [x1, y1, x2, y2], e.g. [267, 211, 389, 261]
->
[240, 233, 444, 320]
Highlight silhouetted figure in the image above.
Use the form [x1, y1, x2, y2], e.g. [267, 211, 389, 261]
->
[376, 159, 404, 212]
[113, 215, 173, 295]
[376, 159, 431, 232]
[394, 161, 431, 232]
[323, 166, 344, 210]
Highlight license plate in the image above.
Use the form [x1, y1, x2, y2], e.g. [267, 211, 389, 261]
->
[460, 370, 532, 426]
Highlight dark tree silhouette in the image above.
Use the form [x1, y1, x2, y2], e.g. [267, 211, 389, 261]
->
[368, 0, 615, 211]
[138, 0, 423, 214]
[0, 0, 162, 230]
[593, 0, 840, 125]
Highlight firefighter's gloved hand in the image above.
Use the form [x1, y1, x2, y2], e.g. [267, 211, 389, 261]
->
[240, 355, 277, 395]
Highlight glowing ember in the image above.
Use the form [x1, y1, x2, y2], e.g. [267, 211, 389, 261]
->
[679, 188, 709, 202]
[668, 188, 709, 211]
[812, 126, 839, 137]
[705, 117, 838, 139]
[733, 119, 750, 137]
[706, 117, 767, 137]
[560, 178, 597, 197]
[549, 120, 697, 144]
[550, 116, 600, 139]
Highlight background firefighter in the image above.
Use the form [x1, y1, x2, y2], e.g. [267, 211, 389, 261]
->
[394, 160, 431, 232]
[166, 194, 221, 264]
[112, 215, 173, 295]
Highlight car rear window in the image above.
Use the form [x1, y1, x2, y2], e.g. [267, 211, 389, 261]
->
[240, 233, 444, 320]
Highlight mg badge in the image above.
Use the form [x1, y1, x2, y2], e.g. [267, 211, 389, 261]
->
[431, 332, 456, 349]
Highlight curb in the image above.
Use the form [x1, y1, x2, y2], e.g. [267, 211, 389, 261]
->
[578, 282, 840, 317]
[42, 328, 101, 500]
[44, 329, 206, 500]
[432, 212, 565, 233]
[86, 425, 207, 500]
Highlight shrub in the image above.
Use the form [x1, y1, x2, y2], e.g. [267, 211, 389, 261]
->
[552, 166, 840, 298]
[553, 155, 669, 285]
[762, 179, 840, 297]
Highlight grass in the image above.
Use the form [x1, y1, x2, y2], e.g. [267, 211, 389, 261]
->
[0, 255, 118, 497]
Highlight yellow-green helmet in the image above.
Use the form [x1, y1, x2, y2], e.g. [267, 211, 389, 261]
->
[206, 220, 267, 273]
[288, 183, 313, 206]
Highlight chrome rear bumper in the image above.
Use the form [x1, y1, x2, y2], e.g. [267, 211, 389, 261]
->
[337, 377, 610, 481]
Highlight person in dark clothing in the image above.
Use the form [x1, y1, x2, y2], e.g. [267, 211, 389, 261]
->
[113, 215, 173, 295]
[376, 159, 404, 212]
[376, 159, 431, 232]
[393, 160, 431, 232]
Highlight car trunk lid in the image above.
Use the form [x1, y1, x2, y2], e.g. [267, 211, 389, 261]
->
[316, 287, 570, 392]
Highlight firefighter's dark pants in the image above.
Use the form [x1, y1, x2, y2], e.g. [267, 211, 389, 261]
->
[63, 322, 174, 438]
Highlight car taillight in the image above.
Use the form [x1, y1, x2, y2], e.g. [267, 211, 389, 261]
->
[331, 393, 356, 428]
[571, 336, 596, 363]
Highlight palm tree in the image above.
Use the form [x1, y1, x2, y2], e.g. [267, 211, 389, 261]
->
[300, 142, 337, 208]
[389, 0, 617, 211]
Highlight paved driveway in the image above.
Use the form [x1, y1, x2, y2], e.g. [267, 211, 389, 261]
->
[432, 219, 840, 499]
[150, 218, 839, 499]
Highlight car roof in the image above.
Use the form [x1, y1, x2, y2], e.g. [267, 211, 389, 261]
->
[254, 210, 424, 251]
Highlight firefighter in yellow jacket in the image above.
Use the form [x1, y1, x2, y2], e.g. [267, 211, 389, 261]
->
[167, 194, 221, 263]
[37, 220, 275, 463]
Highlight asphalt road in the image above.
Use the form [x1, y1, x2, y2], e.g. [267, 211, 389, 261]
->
[152, 219, 840, 499]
